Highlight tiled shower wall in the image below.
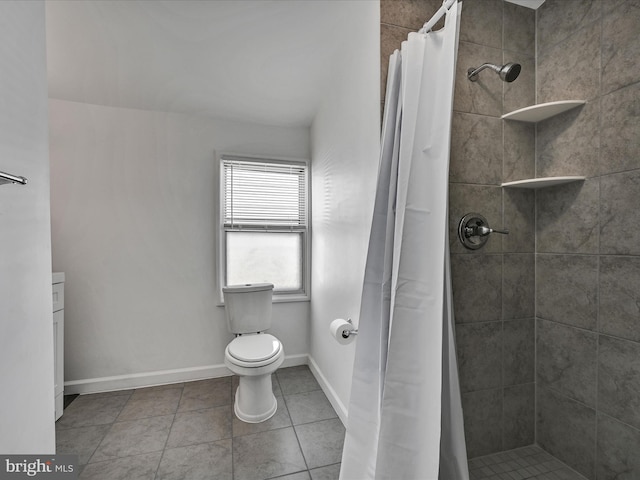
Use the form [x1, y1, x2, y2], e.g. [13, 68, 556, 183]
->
[381, 0, 640, 476]
[450, 0, 537, 461]
[534, 1, 640, 478]
[381, 0, 537, 460]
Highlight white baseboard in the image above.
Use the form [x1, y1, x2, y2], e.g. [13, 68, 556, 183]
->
[65, 354, 310, 395]
[279, 353, 309, 369]
[308, 355, 348, 426]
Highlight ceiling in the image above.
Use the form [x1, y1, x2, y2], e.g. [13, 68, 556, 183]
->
[46, 1, 542, 128]
[45, 1, 363, 128]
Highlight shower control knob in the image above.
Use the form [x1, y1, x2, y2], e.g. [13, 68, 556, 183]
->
[475, 225, 509, 236]
[458, 213, 509, 250]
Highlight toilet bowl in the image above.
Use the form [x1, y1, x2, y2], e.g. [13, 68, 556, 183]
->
[222, 283, 284, 423]
[224, 333, 284, 422]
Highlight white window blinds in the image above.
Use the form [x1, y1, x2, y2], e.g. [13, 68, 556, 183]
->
[222, 158, 307, 229]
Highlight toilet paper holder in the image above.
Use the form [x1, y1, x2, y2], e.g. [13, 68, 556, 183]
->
[342, 319, 358, 339]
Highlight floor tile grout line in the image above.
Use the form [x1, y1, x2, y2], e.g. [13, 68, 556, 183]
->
[152, 384, 184, 479]
[81, 393, 131, 466]
[176, 402, 235, 416]
[469, 444, 589, 480]
[278, 379, 311, 473]
[265, 468, 310, 480]
[77, 425, 110, 469]
[230, 378, 235, 480]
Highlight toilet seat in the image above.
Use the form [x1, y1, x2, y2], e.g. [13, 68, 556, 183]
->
[226, 334, 282, 368]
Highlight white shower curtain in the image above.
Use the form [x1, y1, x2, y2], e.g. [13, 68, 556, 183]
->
[340, 2, 468, 479]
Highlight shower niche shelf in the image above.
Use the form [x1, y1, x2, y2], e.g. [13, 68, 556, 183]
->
[501, 176, 585, 189]
[501, 100, 586, 123]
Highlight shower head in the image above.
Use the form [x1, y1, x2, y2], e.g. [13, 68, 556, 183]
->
[467, 62, 521, 82]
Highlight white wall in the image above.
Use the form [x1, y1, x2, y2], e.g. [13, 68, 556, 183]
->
[0, 1, 55, 453]
[49, 99, 310, 392]
[309, 1, 380, 422]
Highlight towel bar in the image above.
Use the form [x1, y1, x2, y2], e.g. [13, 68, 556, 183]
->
[0, 171, 28, 185]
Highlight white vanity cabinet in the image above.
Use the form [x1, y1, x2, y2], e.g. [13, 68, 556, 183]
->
[53, 272, 65, 420]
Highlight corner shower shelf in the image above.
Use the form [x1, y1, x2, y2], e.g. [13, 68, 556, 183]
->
[501, 176, 586, 189]
[501, 100, 586, 123]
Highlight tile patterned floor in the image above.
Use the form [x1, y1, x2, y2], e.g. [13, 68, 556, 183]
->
[58, 368, 587, 480]
[56, 365, 343, 480]
[469, 445, 588, 480]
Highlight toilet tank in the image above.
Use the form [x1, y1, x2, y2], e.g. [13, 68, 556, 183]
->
[222, 283, 273, 334]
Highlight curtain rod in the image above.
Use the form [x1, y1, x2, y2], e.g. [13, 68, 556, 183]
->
[418, 0, 457, 34]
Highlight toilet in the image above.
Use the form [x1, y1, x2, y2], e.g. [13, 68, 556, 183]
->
[222, 283, 284, 423]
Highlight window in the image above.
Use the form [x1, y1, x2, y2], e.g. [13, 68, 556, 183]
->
[219, 154, 309, 300]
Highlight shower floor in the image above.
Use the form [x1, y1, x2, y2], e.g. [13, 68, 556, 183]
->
[469, 445, 587, 480]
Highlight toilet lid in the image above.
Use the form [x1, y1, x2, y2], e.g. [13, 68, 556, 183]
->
[227, 334, 281, 363]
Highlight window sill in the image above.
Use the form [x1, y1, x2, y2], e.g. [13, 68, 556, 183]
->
[216, 294, 310, 308]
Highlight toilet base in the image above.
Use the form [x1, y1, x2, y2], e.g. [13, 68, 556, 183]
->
[234, 375, 278, 423]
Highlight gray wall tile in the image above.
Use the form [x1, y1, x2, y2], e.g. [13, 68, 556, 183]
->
[503, 2, 535, 55]
[536, 386, 596, 479]
[446, 2, 536, 452]
[602, 0, 638, 15]
[537, 22, 601, 103]
[536, 319, 598, 407]
[451, 253, 502, 323]
[380, 0, 442, 30]
[502, 189, 535, 253]
[459, 0, 503, 48]
[598, 335, 640, 430]
[503, 54, 535, 114]
[503, 254, 534, 320]
[536, 254, 598, 331]
[596, 414, 640, 480]
[462, 388, 503, 458]
[599, 256, 640, 343]
[601, 0, 640, 95]
[450, 112, 502, 185]
[384, 0, 640, 470]
[600, 82, 640, 175]
[454, 41, 503, 117]
[503, 122, 535, 184]
[531, 0, 640, 472]
[503, 318, 534, 386]
[536, 0, 602, 53]
[600, 170, 640, 255]
[456, 321, 502, 392]
[536, 179, 599, 254]
[503, 383, 535, 450]
[380, 24, 412, 103]
[536, 102, 599, 178]
[450, 184, 503, 254]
